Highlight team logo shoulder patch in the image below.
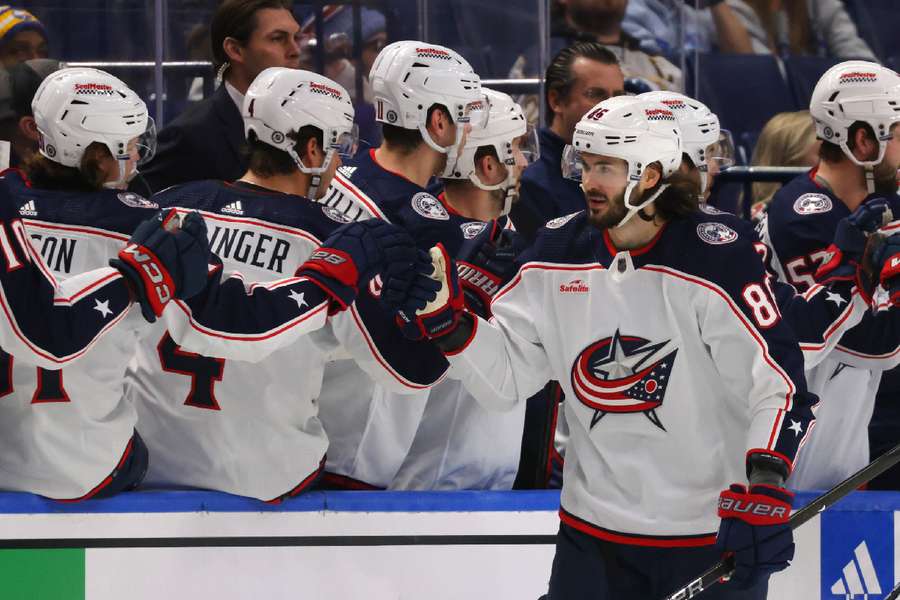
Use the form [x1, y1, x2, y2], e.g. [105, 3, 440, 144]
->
[117, 192, 158, 209]
[546, 211, 580, 229]
[793, 193, 833, 216]
[411, 192, 449, 221]
[321, 205, 352, 224]
[460, 221, 487, 239]
[697, 222, 738, 245]
[698, 203, 724, 215]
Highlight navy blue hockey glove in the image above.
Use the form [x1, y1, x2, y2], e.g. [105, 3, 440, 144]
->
[815, 197, 892, 295]
[458, 224, 525, 319]
[395, 243, 467, 342]
[110, 209, 210, 323]
[296, 219, 422, 314]
[716, 483, 795, 589]
[869, 232, 900, 308]
[379, 247, 442, 316]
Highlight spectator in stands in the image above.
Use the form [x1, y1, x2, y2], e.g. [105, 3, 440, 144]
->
[298, 5, 386, 103]
[728, 0, 876, 61]
[0, 7, 47, 68]
[554, 0, 682, 91]
[140, 0, 301, 193]
[0, 58, 59, 167]
[509, 42, 625, 240]
[624, 0, 753, 55]
[747, 110, 819, 218]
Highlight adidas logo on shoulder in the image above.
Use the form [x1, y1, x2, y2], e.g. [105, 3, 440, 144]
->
[18, 199, 37, 217]
[337, 165, 357, 178]
[221, 200, 244, 215]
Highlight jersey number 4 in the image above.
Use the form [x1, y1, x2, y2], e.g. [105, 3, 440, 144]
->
[0, 350, 70, 403]
[158, 333, 225, 410]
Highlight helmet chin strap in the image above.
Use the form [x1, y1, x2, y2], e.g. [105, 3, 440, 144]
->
[101, 159, 135, 190]
[614, 182, 670, 229]
[289, 147, 336, 200]
[470, 166, 518, 216]
[865, 165, 875, 195]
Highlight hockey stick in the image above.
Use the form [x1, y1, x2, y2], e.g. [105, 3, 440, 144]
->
[661, 442, 900, 600]
[887, 581, 900, 600]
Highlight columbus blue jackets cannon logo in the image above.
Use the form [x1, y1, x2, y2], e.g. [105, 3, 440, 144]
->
[570, 330, 678, 430]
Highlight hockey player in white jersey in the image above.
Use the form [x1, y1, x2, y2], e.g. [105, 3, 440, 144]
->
[125, 67, 440, 502]
[388, 88, 537, 490]
[384, 96, 818, 599]
[310, 40, 491, 489]
[756, 61, 900, 491]
[0, 67, 209, 500]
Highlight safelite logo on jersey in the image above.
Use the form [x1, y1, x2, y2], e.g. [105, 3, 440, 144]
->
[560, 279, 589, 293]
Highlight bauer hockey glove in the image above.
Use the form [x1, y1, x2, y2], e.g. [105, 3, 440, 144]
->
[716, 483, 795, 589]
[110, 209, 210, 323]
[815, 197, 892, 290]
[296, 219, 423, 313]
[457, 224, 524, 319]
[395, 243, 466, 341]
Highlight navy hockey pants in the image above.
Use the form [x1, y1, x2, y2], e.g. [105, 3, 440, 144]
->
[546, 522, 769, 600]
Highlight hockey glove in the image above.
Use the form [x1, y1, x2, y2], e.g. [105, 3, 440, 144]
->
[815, 197, 892, 291]
[380, 247, 442, 316]
[458, 224, 524, 319]
[296, 219, 422, 313]
[395, 243, 466, 341]
[716, 483, 795, 589]
[110, 209, 210, 323]
[869, 232, 900, 307]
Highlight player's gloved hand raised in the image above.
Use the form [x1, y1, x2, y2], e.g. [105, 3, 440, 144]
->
[296, 219, 424, 314]
[394, 243, 466, 342]
[110, 209, 211, 323]
[379, 247, 442, 317]
[716, 483, 795, 589]
[815, 197, 892, 287]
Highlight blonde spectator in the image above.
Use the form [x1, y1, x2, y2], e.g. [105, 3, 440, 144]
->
[748, 110, 819, 219]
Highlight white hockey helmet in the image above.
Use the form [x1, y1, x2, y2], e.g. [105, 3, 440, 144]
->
[243, 67, 358, 199]
[810, 60, 900, 168]
[638, 91, 733, 194]
[562, 95, 682, 227]
[31, 67, 155, 188]
[369, 40, 489, 159]
[444, 88, 538, 215]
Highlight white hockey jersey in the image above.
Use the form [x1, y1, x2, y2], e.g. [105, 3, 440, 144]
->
[447, 210, 817, 544]
[0, 171, 155, 499]
[126, 180, 447, 501]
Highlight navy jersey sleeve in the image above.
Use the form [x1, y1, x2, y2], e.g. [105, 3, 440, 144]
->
[689, 217, 818, 473]
[164, 260, 333, 363]
[0, 198, 133, 367]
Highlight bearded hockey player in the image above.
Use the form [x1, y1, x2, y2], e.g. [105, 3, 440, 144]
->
[385, 96, 818, 599]
[756, 61, 900, 491]
[0, 67, 209, 500]
[125, 67, 440, 502]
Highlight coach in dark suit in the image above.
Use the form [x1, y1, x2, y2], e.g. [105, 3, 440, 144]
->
[141, 0, 301, 193]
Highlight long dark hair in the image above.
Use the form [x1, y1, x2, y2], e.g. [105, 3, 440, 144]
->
[21, 143, 111, 191]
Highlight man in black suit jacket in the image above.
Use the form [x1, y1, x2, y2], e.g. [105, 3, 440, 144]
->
[141, 0, 301, 193]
